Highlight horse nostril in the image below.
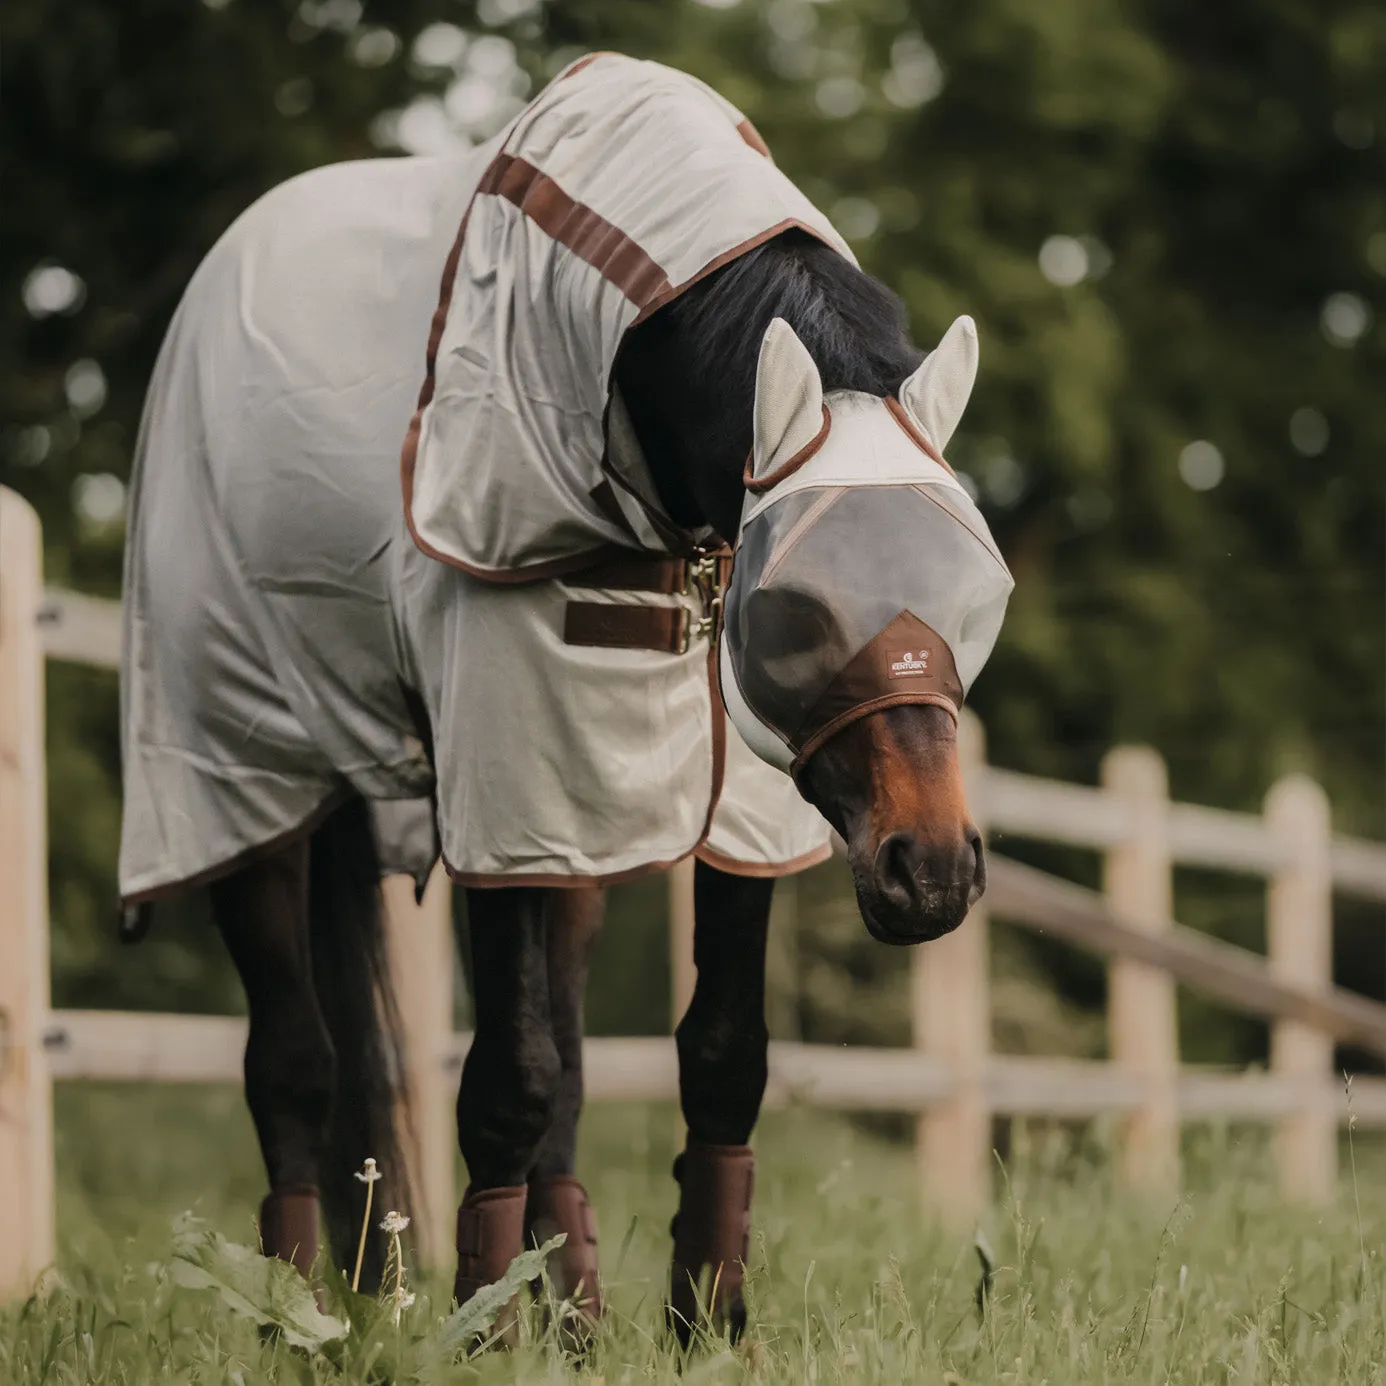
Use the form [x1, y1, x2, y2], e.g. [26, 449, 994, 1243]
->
[873, 832, 925, 911]
[966, 825, 987, 903]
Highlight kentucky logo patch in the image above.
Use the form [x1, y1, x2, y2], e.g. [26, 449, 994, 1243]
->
[888, 649, 930, 679]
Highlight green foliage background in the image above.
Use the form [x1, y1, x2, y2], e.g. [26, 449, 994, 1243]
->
[3, 0, 1383, 1055]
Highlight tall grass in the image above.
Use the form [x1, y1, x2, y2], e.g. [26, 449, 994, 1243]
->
[3, 1083, 1383, 1382]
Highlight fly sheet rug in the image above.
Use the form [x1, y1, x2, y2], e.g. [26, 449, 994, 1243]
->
[119, 53, 842, 904]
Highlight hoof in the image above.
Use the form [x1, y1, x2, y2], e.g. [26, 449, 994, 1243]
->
[454, 1184, 528, 1347]
[526, 1174, 602, 1340]
[258, 1185, 320, 1281]
[666, 1142, 754, 1347]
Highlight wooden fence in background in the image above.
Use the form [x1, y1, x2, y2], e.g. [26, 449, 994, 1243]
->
[5, 485, 1386, 1291]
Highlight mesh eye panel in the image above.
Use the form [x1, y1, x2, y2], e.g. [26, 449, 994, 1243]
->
[724, 483, 1013, 746]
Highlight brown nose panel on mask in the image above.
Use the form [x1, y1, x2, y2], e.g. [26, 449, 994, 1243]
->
[790, 610, 961, 771]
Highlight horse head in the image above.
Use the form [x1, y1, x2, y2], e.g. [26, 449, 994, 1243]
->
[720, 315, 1011, 944]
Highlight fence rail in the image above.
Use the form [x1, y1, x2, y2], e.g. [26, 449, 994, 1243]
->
[5, 490, 1386, 1293]
[39, 1009, 1386, 1125]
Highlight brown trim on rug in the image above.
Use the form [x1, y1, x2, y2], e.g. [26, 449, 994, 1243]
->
[884, 395, 955, 477]
[399, 178, 481, 572]
[693, 841, 833, 878]
[118, 787, 350, 906]
[736, 119, 771, 159]
[449, 852, 687, 890]
[561, 52, 611, 80]
[633, 217, 844, 325]
[742, 403, 831, 494]
[790, 692, 959, 782]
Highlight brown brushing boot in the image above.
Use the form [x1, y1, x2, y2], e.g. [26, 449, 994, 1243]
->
[454, 1185, 528, 1345]
[526, 1176, 603, 1335]
[258, 1185, 320, 1280]
[667, 1142, 755, 1346]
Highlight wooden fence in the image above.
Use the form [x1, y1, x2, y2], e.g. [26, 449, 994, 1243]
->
[4, 485, 1386, 1291]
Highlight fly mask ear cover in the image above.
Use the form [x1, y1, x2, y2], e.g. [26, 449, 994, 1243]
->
[719, 316, 1014, 778]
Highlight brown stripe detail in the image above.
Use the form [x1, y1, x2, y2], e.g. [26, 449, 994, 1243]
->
[885, 395, 956, 477]
[743, 402, 831, 494]
[484, 154, 672, 307]
[561, 52, 611, 80]
[119, 786, 350, 906]
[563, 601, 687, 652]
[693, 841, 834, 878]
[736, 119, 772, 159]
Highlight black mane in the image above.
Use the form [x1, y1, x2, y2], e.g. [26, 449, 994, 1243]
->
[615, 230, 923, 541]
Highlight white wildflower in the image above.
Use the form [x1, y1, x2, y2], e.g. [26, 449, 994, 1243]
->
[379, 1210, 411, 1235]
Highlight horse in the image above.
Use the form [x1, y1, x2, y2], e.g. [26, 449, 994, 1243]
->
[117, 53, 1009, 1343]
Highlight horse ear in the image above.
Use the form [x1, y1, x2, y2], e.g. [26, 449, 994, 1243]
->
[751, 318, 824, 485]
[898, 315, 979, 451]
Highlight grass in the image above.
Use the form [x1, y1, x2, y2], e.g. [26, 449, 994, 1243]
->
[3, 1083, 1385, 1382]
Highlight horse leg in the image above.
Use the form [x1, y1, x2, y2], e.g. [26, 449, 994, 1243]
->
[526, 887, 605, 1323]
[210, 841, 332, 1280]
[454, 886, 561, 1328]
[668, 860, 775, 1345]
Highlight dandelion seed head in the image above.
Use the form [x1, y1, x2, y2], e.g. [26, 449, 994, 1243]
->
[379, 1210, 411, 1234]
[355, 1157, 382, 1183]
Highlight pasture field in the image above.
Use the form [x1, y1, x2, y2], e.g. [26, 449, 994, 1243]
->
[4, 1083, 1385, 1383]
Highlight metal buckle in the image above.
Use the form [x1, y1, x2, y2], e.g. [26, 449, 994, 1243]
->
[678, 596, 722, 655]
[676, 547, 728, 654]
[682, 552, 720, 598]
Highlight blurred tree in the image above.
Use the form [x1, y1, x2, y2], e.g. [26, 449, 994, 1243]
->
[2, 0, 1382, 1047]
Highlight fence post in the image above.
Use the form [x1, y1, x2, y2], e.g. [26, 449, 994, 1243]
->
[0, 489, 56, 1295]
[382, 865, 455, 1269]
[1102, 746, 1180, 1193]
[1265, 774, 1335, 1202]
[914, 709, 991, 1227]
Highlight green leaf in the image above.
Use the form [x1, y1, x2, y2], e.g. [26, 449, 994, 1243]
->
[431, 1233, 565, 1356]
[168, 1213, 349, 1351]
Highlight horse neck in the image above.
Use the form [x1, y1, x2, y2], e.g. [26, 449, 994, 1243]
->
[613, 235, 922, 546]
[614, 310, 755, 545]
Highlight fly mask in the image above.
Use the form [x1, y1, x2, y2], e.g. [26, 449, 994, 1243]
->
[720, 316, 1014, 778]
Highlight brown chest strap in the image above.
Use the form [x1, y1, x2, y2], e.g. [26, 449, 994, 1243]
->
[564, 602, 689, 654]
[563, 548, 731, 653]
